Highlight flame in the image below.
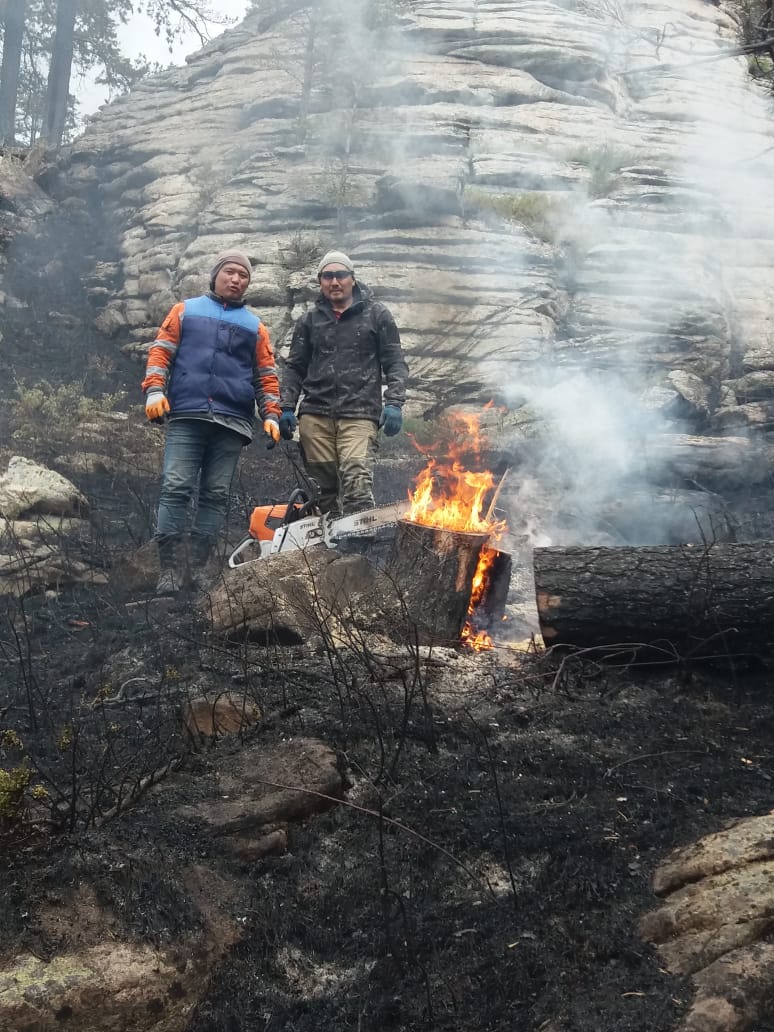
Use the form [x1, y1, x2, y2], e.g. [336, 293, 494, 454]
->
[405, 410, 507, 538]
[406, 459, 500, 532]
[460, 546, 498, 651]
[405, 410, 507, 650]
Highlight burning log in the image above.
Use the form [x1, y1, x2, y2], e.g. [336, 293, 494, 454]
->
[533, 542, 774, 659]
[385, 407, 512, 646]
[387, 520, 490, 643]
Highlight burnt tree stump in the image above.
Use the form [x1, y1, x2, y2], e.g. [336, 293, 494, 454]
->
[387, 520, 489, 642]
[533, 542, 774, 659]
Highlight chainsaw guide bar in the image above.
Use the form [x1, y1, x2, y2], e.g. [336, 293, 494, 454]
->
[228, 500, 408, 567]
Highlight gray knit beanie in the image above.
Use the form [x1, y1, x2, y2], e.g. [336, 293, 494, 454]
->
[317, 250, 355, 278]
[209, 250, 252, 289]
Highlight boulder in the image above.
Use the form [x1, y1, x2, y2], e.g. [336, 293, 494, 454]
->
[0, 456, 88, 520]
[177, 736, 344, 840]
[182, 692, 262, 745]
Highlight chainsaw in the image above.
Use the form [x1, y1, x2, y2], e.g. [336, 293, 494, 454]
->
[228, 484, 408, 568]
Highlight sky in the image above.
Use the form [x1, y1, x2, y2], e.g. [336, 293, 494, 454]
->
[78, 0, 251, 116]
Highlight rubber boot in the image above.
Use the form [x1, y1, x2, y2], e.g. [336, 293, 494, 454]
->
[189, 534, 216, 593]
[155, 534, 183, 596]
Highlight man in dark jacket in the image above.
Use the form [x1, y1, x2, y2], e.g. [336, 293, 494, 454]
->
[142, 249, 282, 594]
[279, 250, 409, 516]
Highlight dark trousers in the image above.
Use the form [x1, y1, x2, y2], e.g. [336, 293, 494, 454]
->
[156, 418, 243, 541]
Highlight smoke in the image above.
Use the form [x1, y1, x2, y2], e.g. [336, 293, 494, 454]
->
[482, 1, 772, 552]
[512, 373, 654, 486]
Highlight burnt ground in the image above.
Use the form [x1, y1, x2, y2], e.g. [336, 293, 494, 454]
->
[2, 442, 774, 1032]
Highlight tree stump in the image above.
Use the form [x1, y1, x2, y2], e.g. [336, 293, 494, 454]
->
[533, 541, 774, 659]
[387, 520, 489, 642]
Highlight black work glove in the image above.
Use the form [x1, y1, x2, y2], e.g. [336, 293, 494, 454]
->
[379, 405, 403, 437]
[279, 410, 298, 440]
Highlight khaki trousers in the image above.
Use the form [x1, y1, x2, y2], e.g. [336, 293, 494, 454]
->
[299, 414, 378, 515]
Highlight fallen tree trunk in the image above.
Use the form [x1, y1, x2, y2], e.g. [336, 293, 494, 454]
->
[387, 520, 489, 643]
[533, 542, 774, 659]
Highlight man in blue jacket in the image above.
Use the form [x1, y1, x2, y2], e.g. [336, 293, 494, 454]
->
[143, 249, 281, 594]
[278, 250, 409, 517]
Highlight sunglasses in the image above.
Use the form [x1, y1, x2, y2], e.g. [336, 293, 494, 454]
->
[320, 270, 353, 281]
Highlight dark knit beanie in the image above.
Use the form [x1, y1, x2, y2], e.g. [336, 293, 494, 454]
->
[209, 250, 252, 289]
[317, 250, 355, 277]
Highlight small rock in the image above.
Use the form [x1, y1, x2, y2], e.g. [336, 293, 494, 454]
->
[183, 692, 262, 744]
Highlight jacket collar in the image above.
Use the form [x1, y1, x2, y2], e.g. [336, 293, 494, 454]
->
[207, 290, 246, 308]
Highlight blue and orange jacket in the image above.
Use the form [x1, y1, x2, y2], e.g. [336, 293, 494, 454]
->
[142, 293, 281, 422]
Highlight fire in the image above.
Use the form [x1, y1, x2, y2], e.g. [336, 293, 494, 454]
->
[405, 410, 507, 537]
[406, 459, 499, 532]
[460, 546, 499, 651]
[405, 410, 507, 650]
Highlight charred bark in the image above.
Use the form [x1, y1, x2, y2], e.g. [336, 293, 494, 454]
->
[533, 542, 774, 659]
[387, 520, 488, 643]
[478, 548, 512, 624]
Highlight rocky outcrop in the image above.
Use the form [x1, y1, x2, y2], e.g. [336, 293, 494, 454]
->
[641, 815, 774, 1032]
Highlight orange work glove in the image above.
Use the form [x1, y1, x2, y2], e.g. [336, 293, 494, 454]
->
[263, 417, 280, 449]
[145, 393, 170, 423]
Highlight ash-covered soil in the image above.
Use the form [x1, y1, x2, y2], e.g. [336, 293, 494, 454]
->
[3, 458, 774, 1032]
[182, 661, 774, 1032]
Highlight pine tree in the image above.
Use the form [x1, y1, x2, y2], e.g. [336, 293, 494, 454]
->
[44, 0, 77, 145]
[0, 0, 27, 144]
[0, 0, 237, 148]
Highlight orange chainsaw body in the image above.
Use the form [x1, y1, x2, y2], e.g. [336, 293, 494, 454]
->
[248, 503, 305, 542]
